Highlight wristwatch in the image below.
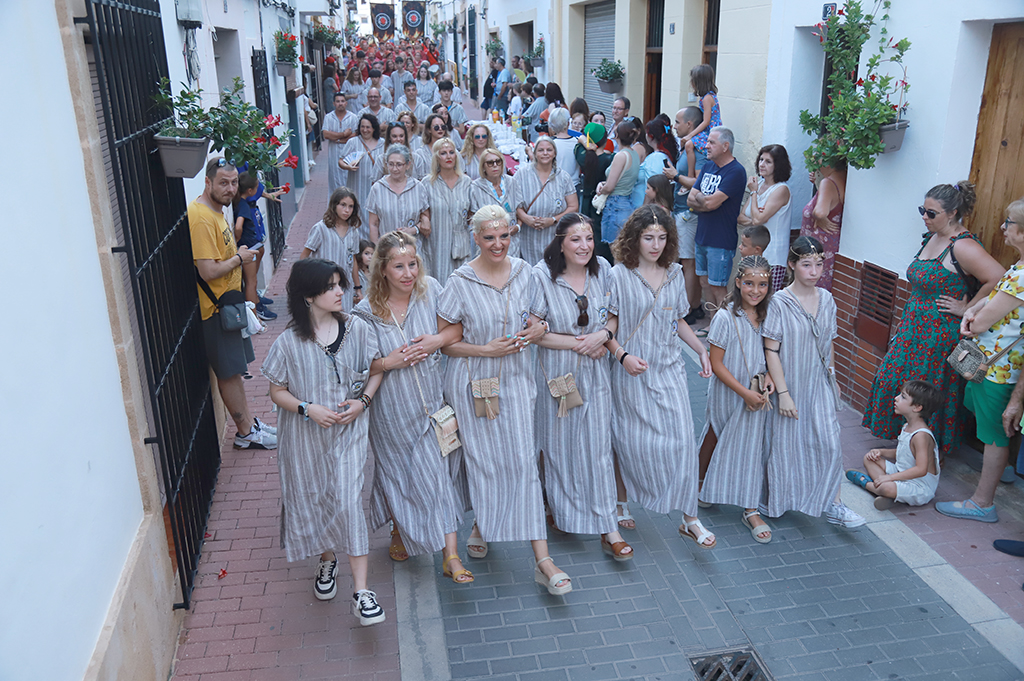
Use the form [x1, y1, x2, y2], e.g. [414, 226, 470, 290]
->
[298, 402, 310, 420]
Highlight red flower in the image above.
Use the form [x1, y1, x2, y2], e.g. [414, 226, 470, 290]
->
[283, 153, 299, 169]
[270, 136, 282, 148]
[255, 136, 266, 144]
[264, 114, 281, 128]
[869, 74, 877, 81]
[837, 8, 844, 15]
[891, 104, 899, 110]
[282, 182, 292, 194]
[299, 55, 304, 63]
[856, 78, 864, 87]
[217, 568, 228, 580]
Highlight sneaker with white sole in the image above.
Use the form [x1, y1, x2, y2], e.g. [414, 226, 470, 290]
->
[352, 589, 385, 626]
[234, 425, 277, 449]
[254, 417, 277, 435]
[314, 558, 338, 600]
[826, 501, 865, 528]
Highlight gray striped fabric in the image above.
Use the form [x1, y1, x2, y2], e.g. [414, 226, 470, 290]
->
[698, 303, 770, 509]
[423, 174, 473, 283]
[530, 259, 617, 535]
[437, 259, 546, 542]
[260, 317, 379, 560]
[323, 110, 358, 195]
[761, 289, 842, 518]
[608, 263, 699, 516]
[339, 136, 382, 233]
[469, 177, 521, 259]
[370, 146, 430, 184]
[365, 177, 430, 246]
[511, 163, 575, 266]
[352, 278, 463, 556]
[302, 220, 361, 311]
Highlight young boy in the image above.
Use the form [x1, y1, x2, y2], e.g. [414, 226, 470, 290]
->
[738, 224, 770, 258]
[847, 380, 943, 510]
[233, 172, 275, 321]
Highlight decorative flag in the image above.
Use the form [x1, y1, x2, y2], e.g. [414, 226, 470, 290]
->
[371, 4, 395, 42]
[403, 1, 425, 40]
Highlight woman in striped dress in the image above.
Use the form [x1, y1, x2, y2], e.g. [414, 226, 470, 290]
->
[530, 214, 632, 561]
[437, 205, 573, 596]
[424, 138, 473, 282]
[469, 148, 520, 259]
[698, 255, 774, 543]
[460, 124, 497, 181]
[366, 144, 430, 246]
[338, 114, 381, 232]
[513, 137, 578, 266]
[398, 111, 423, 152]
[762, 236, 864, 528]
[371, 123, 429, 184]
[604, 205, 716, 548]
[261, 258, 386, 625]
[352, 232, 472, 583]
[415, 114, 453, 181]
[301, 188, 362, 311]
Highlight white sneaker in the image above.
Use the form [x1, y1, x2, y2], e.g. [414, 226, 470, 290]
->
[826, 501, 865, 529]
[352, 589, 385, 626]
[314, 558, 338, 600]
[234, 425, 277, 449]
[254, 417, 277, 435]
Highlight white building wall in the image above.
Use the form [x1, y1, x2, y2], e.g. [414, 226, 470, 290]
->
[0, 3, 145, 680]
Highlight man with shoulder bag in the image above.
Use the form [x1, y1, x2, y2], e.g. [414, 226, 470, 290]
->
[190, 158, 277, 450]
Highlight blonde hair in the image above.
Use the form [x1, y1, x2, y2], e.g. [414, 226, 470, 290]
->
[477, 148, 505, 178]
[471, 204, 511, 235]
[366, 231, 429, 319]
[1008, 197, 1024, 228]
[460, 124, 497, 162]
[427, 138, 464, 181]
[533, 137, 559, 171]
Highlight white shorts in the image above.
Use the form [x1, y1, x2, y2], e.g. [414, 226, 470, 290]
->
[884, 460, 939, 506]
[675, 210, 697, 259]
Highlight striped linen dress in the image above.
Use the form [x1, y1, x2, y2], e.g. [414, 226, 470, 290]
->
[303, 220, 361, 311]
[324, 110, 358, 195]
[424, 174, 473, 282]
[699, 303, 770, 509]
[609, 263, 699, 516]
[365, 176, 430, 248]
[370, 148, 430, 184]
[339, 136, 382, 231]
[512, 163, 575, 266]
[437, 258, 546, 542]
[530, 259, 616, 535]
[352, 278, 463, 556]
[469, 176, 521, 259]
[357, 106, 397, 126]
[260, 317, 379, 560]
[762, 289, 842, 518]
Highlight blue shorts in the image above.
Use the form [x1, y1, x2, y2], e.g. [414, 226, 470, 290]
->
[695, 244, 735, 287]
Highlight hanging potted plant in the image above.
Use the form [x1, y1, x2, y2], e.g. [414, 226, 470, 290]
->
[153, 79, 211, 178]
[208, 78, 298, 177]
[485, 35, 504, 58]
[799, 0, 911, 170]
[526, 34, 545, 68]
[274, 30, 299, 77]
[592, 58, 624, 94]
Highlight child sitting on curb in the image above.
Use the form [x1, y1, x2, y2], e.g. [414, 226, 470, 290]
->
[847, 380, 943, 510]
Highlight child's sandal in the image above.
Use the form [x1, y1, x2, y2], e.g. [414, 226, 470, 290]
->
[845, 469, 871, 490]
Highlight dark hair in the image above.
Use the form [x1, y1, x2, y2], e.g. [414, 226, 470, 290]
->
[627, 118, 652, 155]
[645, 118, 679, 165]
[359, 113, 381, 139]
[569, 97, 591, 122]
[543, 214, 601, 281]
[615, 96, 631, 110]
[324, 64, 336, 78]
[903, 379, 943, 421]
[356, 50, 365, 59]
[286, 258, 349, 342]
[612, 205, 678, 269]
[237, 170, 259, 195]
[646, 175, 674, 213]
[544, 82, 565, 107]
[438, 79, 454, 92]
[533, 83, 546, 98]
[590, 111, 606, 123]
[333, 91, 346, 102]
[323, 187, 362, 230]
[757, 144, 792, 183]
[358, 239, 375, 254]
[384, 121, 409, 148]
[725, 255, 773, 324]
[616, 121, 640, 147]
[368, 68, 382, 79]
[785, 235, 825, 287]
[403, 80, 417, 91]
[742, 224, 771, 250]
[205, 157, 235, 180]
[681, 106, 703, 126]
[925, 181, 977, 221]
[690, 63, 718, 95]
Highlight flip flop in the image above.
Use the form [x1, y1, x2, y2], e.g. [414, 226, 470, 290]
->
[845, 469, 872, 490]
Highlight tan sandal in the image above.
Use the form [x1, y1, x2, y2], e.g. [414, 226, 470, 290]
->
[442, 554, 474, 584]
[466, 524, 488, 559]
[741, 510, 772, 544]
[679, 518, 717, 549]
[601, 536, 634, 562]
[534, 556, 572, 595]
[389, 528, 409, 561]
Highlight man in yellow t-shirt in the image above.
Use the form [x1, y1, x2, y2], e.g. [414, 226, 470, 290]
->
[190, 157, 277, 450]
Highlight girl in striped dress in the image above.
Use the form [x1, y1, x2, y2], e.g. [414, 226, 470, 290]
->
[437, 205, 573, 595]
[698, 255, 774, 543]
[352, 232, 472, 583]
[261, 258, 386, 626]
[762, 236, 864, 528]
[530, 214, 632, 561]
[605, 205, 716, 549]
[301, 188, 362, 311]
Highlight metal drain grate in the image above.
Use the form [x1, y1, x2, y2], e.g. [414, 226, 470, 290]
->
[689, 647, 773, 681]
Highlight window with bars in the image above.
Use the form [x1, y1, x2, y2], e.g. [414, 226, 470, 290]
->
[855, 263, 898, 350]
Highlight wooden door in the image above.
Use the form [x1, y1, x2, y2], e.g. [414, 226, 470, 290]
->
[644, 52, 663, 122]
[967, 22, 1024, 267]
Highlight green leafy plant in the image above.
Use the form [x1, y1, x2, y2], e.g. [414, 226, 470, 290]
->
[430, 22, 445, 39]
[312, 21, 342, 48]
[591, 58, 624, 82]
[798, 0, 911, 170]
[274, 30, 299, 66]
[485, 36, 504, 58]
[155, 78, 211, 137]
[526, 34, 545, 59]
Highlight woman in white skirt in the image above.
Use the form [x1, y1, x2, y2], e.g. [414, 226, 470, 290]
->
[604, 205, 716, 548]
[300, 188, 362, 311]
[423, 138, 473, 282]
[437, 205, 573, 595]
[353, 232, 472, 583]
[261, 258, 386, 625]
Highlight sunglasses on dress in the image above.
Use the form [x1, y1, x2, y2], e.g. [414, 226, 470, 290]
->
[575, 294, 589, 328]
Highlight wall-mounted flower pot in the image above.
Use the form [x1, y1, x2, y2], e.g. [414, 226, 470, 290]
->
[597, 78, 622, 94]
[879, 120, 909, 154]
[529, 57, 545, 68]
[275, 61, 295, 78]
[154, 135, 210, 178]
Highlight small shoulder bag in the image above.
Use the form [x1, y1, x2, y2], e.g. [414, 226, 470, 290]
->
[948, 334, 1024, 384]
[729, 310, 772, 410]
[793, 298, 843, 411]
[196, 267, 247, 331]
[466, 280, 512, 419]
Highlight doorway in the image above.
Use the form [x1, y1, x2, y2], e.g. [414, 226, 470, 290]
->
[643, 0, 664, 121]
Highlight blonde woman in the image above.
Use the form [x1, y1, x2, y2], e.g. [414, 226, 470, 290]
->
[437, 205, 572, 596]
[469, 148, 520, 259]
[513, 137, 578, 265]
[460, 124, 498, 181]
[352, 232, 471, 583]
[424, 138, 473, 281]
[414, 114, 453, 179]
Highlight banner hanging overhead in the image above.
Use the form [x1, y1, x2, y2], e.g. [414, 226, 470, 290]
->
[371, 4, 395, 42]
[403, 1, 425, 40]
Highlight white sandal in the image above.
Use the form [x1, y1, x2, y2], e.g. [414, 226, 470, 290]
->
[534, 556, 572, 596]
[741, 510, 772, 544]
[466, 524, 488, 559]
[616, 502, 635, 530]
[679, 519, 717, 549]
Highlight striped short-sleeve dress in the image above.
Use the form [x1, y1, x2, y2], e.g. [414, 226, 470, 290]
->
[260, 316, 379, 560]
[437, 258, 546, 542]
[512, 163, 575, 266]
[365, 176, 430, 248]
[469, 176, 521, 259]
[762, 288, 842, 518]
[424, 174, 473, 282]
[699, 302, 770, 509]
[530, 259, 616, 535]
[340, 136, 381, 232]
[609, 263, 699, 516]
[303, 220, 361, 311]
[371, 146, 430, 184]
[352, 278, 463, 556]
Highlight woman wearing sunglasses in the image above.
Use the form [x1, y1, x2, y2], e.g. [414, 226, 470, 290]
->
[430, 103, 463, 148]
[469, 149, 520, 259]
[529, 214, 632, 561]
[863, 181, 1003, 463]
[423, 138, 473, 282]
[415, 114, 455, 181]
[460, 124, 497, 181]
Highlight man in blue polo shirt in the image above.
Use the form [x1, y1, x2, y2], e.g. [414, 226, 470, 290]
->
[688, 126, 747, 309]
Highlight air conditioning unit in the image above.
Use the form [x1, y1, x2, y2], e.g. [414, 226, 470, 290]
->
[176, 0, 202, 28]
